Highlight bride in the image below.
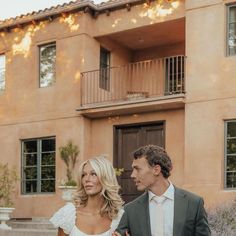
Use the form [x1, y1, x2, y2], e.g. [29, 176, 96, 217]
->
[50, 156, 124, 236]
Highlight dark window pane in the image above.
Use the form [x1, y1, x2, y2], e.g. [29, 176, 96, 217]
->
[99, 67, 110, 89]
[41, 166, 55, 179]
[25, 180, 37, 193]
[41, 180, 55, 192]
[227, 156, 236, 171]
[226, 172, 236, 188]
[227, 138, 236, 154]
[227, 122, 236, 137]
[42, 153, 55, 165]
[100, 48, 110, 68]
[23, 141, 37, 153]
[229, 7, 236, 23]
[24, 154, 37, 166]
[24, 167, 37, 180]
[22, 137, 56, 194]
[42, 139, 55, 152]
[99, 47, 110, 91]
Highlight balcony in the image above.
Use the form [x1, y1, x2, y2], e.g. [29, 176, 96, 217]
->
[78, 55, 186, 118]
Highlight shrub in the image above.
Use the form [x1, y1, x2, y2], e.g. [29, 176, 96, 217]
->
[59, 140, 79, 186]
[208, 199, 236, 236]
[0, 163, 18, 207]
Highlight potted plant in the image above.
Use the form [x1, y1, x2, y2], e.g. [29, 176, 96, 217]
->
[0, 163, 18, 230]
[58, 140, 79, 203]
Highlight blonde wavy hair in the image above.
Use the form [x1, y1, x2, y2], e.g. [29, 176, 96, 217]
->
[74, 156, 124, 219]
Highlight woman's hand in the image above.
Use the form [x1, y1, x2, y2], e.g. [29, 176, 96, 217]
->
[58, 227, 68, 236]
[112, 230, 130, 236]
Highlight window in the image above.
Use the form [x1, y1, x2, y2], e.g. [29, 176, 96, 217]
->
[0, 54, 5, 91]
[21, 137, 56, 194]
[225, 121, 236, 189]
[39, 43, 56, 87]
[99, 47, 110, 90]
[227, 5, 236, 56]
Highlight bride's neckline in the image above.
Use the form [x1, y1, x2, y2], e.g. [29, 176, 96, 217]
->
[73, 204, 111, 235]
[73, 225, 110, 236]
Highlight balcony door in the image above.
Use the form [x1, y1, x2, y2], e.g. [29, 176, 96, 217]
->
[114, 122, 165, 203]
[99, 47, 110, 91]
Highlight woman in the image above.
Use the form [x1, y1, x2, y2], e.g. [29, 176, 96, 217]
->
[50, 156, 124, 236]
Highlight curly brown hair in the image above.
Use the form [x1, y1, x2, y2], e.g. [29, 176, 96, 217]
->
[133, 145, 173, 178]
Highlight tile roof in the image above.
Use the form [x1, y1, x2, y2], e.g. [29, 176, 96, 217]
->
[0, 0, 145, 31]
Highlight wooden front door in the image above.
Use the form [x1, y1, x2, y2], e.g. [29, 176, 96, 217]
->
[114, 122, 165, 203]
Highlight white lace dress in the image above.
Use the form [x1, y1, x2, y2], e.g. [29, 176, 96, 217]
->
[50, 203, 124, 236]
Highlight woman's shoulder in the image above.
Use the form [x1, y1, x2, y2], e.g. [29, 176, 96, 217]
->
[50, 202, 76, 218]
[50, 203, 76, 234]
[110, 208, 125, 231]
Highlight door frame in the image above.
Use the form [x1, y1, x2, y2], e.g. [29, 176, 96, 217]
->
[113, 120, 166, 168]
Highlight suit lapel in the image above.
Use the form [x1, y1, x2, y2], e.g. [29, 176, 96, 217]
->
[137, 192, 152, 236]
[173, 187, 188, 236]
[136, 187, 188, 236]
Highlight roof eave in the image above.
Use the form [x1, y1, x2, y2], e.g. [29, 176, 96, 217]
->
[0, 0, 147, 31]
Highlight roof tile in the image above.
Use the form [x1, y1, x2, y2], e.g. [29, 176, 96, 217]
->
[0, 0, 145, 30]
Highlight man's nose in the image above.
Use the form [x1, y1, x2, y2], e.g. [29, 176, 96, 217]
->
[130, 170, 135, 178]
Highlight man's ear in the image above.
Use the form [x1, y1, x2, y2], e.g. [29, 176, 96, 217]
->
[153, 164, 161, 176]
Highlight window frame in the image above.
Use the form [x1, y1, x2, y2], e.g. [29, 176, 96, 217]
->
[224, 120, 236, 190]
[21, 136, 56, 195]
[39, 42, 56, 88]
[226, 4, 236, 56]
[0, 53, 6, 91]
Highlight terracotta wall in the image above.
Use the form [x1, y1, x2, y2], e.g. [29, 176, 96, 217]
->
[0, 116, 85, 217]
[185, 0, 236, 205]
[0, 13, 92, 124]
[93, 0, 185, 36]
[133, 41, 185, 62]
[0, 13, 95, 218]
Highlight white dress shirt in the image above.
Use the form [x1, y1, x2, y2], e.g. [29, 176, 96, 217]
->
[148, 182, 175, 236]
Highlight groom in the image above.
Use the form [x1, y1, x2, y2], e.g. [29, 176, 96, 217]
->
[114, 145, 211, 236]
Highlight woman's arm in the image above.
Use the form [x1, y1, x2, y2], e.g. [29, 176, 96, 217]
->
[58, 227, 68, 236]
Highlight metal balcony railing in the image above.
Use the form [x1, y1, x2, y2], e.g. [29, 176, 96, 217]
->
[81, 55, 185, 106]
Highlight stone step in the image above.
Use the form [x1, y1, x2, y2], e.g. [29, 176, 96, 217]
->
[0, 218, 57, 236]
[0, 228, 57, 236]
[8, 220, 55, 230]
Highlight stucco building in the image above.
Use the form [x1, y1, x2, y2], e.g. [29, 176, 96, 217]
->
[0, 0, 235, 218]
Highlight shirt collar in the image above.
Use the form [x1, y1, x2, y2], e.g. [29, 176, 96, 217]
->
[148, 181, 175, 202]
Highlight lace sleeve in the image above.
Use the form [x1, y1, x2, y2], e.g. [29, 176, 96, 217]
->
[110, 208, 125, 231]
[50, 202, 76, 235]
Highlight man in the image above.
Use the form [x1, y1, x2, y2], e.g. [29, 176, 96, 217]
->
[114, 145, 211, 236]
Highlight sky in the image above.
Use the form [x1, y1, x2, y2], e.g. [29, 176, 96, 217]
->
[0, 0, 107, 20]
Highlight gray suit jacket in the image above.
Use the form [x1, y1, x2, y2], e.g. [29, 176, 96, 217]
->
[116, 187, 211, 236]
